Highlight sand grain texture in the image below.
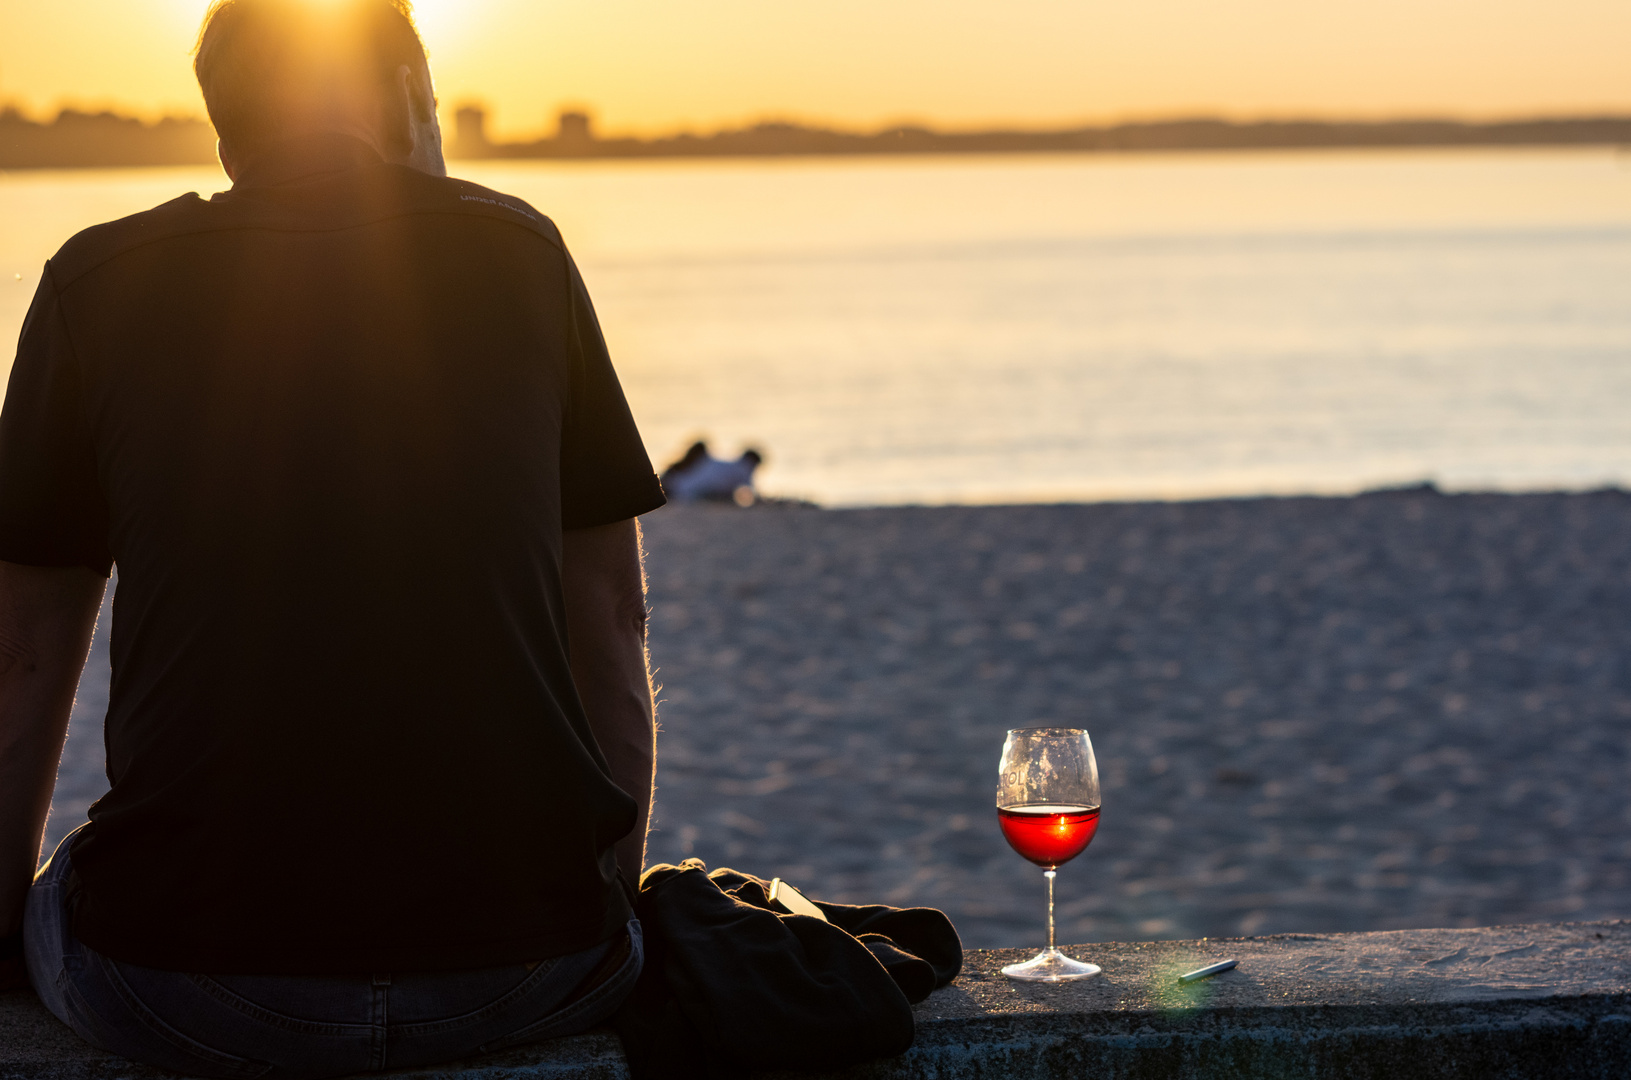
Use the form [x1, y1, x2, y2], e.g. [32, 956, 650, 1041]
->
[636, 491, 1631, 947]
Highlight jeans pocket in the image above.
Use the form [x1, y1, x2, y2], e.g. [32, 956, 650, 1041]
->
[81, 958, 273, 1080]
[188, 975, 364, 1037]
[478, 927, 643, 1055]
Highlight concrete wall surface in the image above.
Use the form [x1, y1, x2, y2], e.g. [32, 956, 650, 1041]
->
[3, 920, 1627, 1079]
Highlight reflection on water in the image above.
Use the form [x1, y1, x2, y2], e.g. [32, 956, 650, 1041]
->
[5, 149, 1631, 504]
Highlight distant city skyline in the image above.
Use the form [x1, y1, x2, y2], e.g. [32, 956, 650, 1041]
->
[2, 0, 1629, 140]
[7, 104, 1630, 171]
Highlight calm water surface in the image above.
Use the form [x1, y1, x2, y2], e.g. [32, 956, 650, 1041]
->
[4, 148, 1630, 504]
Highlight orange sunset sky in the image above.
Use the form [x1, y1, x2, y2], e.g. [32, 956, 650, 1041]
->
[2, 0, 1629, 140]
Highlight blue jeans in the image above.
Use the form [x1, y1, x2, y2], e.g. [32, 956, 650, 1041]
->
[23, 827, 642, 1080]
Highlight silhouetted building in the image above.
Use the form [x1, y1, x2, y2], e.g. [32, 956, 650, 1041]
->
[556, 111, 595, 151]
[453, 105, 490, 159]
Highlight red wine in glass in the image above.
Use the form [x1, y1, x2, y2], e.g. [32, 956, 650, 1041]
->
[997, 804, 1101, 868]
[996, 727, 1102, 981]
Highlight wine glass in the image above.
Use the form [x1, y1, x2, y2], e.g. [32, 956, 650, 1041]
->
[996, 727, 1102, 981]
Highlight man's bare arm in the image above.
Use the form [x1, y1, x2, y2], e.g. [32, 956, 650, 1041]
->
[0, 562, 105, 989]
[561, 519, 656, 886]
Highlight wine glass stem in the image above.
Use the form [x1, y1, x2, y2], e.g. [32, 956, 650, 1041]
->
[1045, 869, 1056, 951]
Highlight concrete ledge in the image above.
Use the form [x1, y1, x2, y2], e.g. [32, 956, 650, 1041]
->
[4, 921, 1628, 1079]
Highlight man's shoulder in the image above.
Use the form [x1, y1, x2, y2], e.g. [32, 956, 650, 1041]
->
[381, 166, 567, 253]
[46, 169, 570, 292]
[48, 192, 215, 289]
[437, 175, 565, 251]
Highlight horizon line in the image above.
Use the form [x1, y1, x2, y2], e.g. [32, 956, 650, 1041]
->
[7, 99, 1631, 139]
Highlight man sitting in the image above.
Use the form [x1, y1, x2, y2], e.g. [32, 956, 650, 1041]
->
[0, 2, 663, 1075]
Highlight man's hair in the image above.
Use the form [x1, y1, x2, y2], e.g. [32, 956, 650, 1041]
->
[194, 0, 429, 152]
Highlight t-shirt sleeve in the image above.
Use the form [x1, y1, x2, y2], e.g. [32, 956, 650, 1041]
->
[0, 264, 113, 575]
[558, 252, 666, 530]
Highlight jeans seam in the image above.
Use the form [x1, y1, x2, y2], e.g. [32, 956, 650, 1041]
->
[56, 971, 116, 1055]
[97, 959, 272, 1078]
[369, 976, 389, 1072]
[474, 983, 613, 1054]
[476, 936, 640, 1054]
[187, 975, 372, 1037]
[387, 957, 563, 1038]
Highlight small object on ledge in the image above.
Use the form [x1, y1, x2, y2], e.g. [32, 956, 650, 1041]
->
[1178, 959, 1238, 983]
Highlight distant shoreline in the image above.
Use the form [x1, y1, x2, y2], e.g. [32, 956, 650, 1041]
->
[454, 110, 1631, 164]
[4, 106, 1630, 170]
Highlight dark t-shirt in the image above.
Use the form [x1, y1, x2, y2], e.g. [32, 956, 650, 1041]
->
[0, 136, 666, 973]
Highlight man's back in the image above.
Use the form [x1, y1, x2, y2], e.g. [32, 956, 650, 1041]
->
[0, 135, 665, 973]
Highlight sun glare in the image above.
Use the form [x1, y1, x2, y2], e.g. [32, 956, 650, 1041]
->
[166, 0, 474, 69]
[406, 0, 471, 53]
[171, 0, 468, 41]
[176, 0, 216, 28]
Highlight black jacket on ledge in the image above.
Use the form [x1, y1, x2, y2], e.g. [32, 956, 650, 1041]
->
[613, 861, 962, 1079]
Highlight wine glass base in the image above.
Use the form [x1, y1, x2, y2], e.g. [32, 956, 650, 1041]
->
[1001, 947, 1101, 982]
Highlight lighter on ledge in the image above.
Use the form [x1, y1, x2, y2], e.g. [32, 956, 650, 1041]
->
[1177, 959, 1238, 983]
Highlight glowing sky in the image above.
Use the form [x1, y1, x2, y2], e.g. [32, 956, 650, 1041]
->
[2, 0, 1628, 139]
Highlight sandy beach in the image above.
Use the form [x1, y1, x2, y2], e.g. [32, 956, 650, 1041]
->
[44, 488, 1631, 949]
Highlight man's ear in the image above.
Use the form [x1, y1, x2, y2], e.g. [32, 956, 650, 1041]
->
[380, 64, 444, 174]
[386, 65, 436, 139]
[404, 65, 437, 126]
[380, 65, 417, 158]
[399, 63, 446, 177]
[217, 139, 240, 183]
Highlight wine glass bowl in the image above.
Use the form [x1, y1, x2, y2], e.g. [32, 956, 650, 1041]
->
[997, 804, 1100, 868]
[996, 727, 1102, 982]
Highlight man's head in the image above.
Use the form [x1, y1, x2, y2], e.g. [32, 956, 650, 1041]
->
[195, 0, 444, 180]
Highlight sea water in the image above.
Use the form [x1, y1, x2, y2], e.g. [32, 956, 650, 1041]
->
[4, 147, 1630, 505]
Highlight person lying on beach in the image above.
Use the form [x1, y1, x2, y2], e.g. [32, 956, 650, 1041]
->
[661, 441, 766, 504]
[661, 440, 712, 490]
[0, 2, 663, 1075]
